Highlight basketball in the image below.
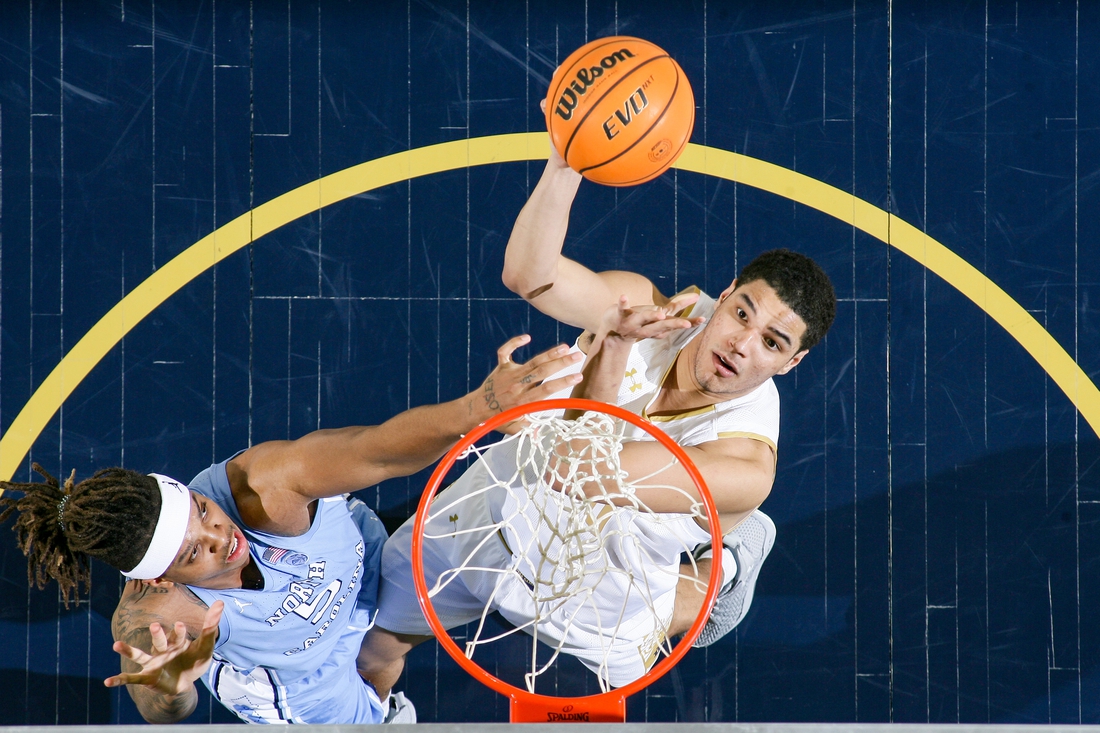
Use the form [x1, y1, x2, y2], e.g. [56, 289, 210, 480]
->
[545, 36, 695, 186]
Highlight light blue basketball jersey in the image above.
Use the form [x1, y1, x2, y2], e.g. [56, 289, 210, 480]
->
[186, 457, 388, 724]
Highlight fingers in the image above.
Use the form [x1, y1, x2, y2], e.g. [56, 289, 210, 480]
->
[503, 344, 584, 397]
[663, 292, 705, 326]
[516, 342, 582, 373]
[149, 622, 169, 653]
[529, 373, 584, 398]
[479, 337, 584, 422]
[496, 340, 583, 381]
[112, 640, 153, 667]
[600, 292, 705, 342]
[104, 671, 155, 688]
[203, 600, 225, 633]
[192, 602, 224, 658]
[522, 353, 583, 386]
[496, 334, 533, 365]
[631, 319, 695, 339]
[664, 291, 700, 314]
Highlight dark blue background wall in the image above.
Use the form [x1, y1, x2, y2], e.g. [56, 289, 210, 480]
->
[1, 0, 1098, 725]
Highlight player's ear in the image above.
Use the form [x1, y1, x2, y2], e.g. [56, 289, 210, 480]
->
[718, 279, 737, 303]
[776, 349, 808, 375]
[142, 576, 173, 588]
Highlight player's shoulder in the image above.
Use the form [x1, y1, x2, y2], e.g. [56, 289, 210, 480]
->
[709, 379, 780, 446]
[695, 429, 776, 466]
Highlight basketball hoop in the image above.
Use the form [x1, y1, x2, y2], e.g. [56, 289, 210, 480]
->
[411, 398, 723, 723]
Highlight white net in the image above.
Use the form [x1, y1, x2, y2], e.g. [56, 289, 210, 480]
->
[421, 409, 712, 694]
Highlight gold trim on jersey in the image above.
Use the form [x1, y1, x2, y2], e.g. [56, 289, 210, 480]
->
[636, 286, 729, 424]
[716, 431, 778, 470]
[646, 404, 717, 423]
[716, 431, 777, 454]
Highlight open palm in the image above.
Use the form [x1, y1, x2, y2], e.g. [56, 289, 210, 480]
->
[105, 600, 224, 695]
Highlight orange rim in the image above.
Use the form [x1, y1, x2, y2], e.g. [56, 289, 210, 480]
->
[410, 397, 724, 718]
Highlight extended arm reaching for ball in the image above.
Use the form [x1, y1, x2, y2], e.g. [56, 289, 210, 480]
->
[503, 109, 679, 334]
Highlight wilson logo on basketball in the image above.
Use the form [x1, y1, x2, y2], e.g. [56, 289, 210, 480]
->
[553, 48, 636, 121]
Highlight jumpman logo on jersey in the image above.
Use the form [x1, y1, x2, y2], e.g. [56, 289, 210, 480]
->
[233, 599, 253, 611]
[624, 368, 644, 393]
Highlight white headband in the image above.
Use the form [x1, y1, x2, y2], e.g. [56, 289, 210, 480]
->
[121, 474, 192, 580]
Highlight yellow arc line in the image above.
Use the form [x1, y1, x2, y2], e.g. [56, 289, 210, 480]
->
[2, 132, 1096, 482]
[673, 145, 1100, 442]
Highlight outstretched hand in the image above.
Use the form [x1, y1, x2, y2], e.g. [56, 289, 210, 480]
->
[468, 335, 584, 425]
[562, 294, 705, 421]
[596, 291, 706, 344]
[104, 600, 224, 695]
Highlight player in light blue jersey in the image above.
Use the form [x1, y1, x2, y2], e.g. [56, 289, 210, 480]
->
[0, 335, 582, 725]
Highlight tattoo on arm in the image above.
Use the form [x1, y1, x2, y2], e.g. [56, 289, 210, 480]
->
[482, 378, 501, 412]
[133, 584, 171, 599]
[112, 601, 199, 723]
[179, 584, 209, 610]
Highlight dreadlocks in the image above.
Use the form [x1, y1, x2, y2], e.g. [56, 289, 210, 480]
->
[0, 464, 161, 606]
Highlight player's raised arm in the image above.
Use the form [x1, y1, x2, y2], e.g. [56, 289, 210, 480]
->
[502, 140, 663, 333]
[233, 336, 583, 515]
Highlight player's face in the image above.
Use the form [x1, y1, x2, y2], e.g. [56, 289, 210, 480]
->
[160, 491, 252, 589]
[688, 279, 808, 399]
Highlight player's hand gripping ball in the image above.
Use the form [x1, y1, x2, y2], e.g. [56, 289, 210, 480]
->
[546, 36, 695, 186]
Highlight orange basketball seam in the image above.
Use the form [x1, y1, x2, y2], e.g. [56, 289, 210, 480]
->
[561, 54, 671, 164]
[577, 59, 683, 178]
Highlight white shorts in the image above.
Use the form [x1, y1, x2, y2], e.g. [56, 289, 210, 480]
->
[375, 440, 710, 688]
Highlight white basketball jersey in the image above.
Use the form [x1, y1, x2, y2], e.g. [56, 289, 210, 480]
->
[543, 289, 781, 453]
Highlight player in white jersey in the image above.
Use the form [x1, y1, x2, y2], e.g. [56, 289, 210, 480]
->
[358, 144, 837, 698]
[371, 296, 716, 688]
[0, 335, 582, 724]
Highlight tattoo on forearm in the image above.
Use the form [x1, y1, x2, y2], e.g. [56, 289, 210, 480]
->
[483, 378, 501, 412]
